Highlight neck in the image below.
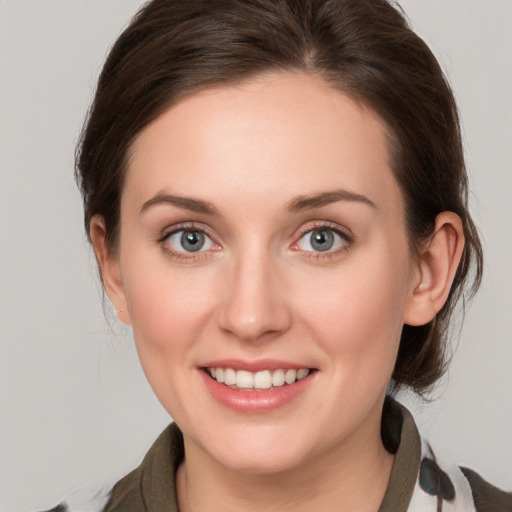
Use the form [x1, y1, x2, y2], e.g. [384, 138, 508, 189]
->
[176, 408, 394, 512]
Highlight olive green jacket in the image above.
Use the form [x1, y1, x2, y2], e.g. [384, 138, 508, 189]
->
[45, 399, 511, 512]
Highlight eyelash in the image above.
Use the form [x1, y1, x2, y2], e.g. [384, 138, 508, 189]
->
[292, 222, 354, 261]
[158, 222, 219, 261]
[157, 221, 353, 261]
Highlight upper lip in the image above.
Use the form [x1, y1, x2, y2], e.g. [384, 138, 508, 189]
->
[200, 359, 313, 372]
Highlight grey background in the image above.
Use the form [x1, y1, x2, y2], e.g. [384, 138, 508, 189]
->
[0, 1, 510, 510]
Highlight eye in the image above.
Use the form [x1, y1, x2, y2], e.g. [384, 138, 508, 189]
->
[295, 228, 348, 253]
[165, 229, 215, 253]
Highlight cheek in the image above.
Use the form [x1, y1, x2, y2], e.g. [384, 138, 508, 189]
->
[294, 248, 412, 380]
[121, 263, 221, 416]
[121, 258, 219, 370]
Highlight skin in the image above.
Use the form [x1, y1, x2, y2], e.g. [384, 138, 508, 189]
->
[91, 73, 464, 511]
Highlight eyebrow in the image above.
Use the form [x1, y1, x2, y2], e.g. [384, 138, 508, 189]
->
[139, 193, 218, 215]
[139, 188, 376, 216]
[287, 189, 376, 212]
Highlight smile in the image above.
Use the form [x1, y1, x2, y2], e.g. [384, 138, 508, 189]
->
[206, 367, 311, 390]
[200, 360, 317, 412]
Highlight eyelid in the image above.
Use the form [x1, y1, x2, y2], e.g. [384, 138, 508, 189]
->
[156, 220, 353, 260]
[158, 221, 217, 241]
[158, 222, 221, 258]
[291, 221, 354, 255]
[294, 221, 353, 243]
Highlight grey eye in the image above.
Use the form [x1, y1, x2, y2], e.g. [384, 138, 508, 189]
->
[296, 228, 347, 253]
[166, 230, 214, 253]
[181, 231, 204, 252]
[309, 229, 335, 252]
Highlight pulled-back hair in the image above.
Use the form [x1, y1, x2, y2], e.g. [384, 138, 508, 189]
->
[76, 0, 483, 394]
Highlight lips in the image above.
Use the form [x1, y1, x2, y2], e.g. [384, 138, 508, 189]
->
[200, 360, 316, 412]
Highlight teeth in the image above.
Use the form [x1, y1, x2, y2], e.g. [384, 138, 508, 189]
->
[272, 369, 285, 387]
[236, 370, 253, 389]
[285, 369, 297, 384]
[207, 367, 310, 389]
[224, 368, 236, 386]
[297, 368, 309, 380]
[254, 370, 272, 389]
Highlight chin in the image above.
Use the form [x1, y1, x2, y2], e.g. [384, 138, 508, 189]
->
[198, 422, 320, 475]
[216, 446, 310, 475]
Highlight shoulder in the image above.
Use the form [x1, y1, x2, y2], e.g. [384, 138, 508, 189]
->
[37, 483, 114, 512]
[386, 398, 511, 512]
[37, 424, 182, 512]
[36, 469, 148, 512]
[411, 453, 512, 512]
[460, 466, 512, 512]
[36, 469, 146, 512]
[412, 431, 511, 512]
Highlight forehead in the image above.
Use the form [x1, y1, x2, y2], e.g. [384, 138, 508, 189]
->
[126, 72, 403, 217]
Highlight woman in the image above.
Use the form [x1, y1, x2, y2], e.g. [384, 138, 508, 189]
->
[12, 0, 509, 510]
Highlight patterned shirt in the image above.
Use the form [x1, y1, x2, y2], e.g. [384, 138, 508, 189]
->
[40, 398, 511, 512]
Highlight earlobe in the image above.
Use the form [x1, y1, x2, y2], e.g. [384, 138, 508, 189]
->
[89, 216, 132, 325]
[404, 212, 465, 326]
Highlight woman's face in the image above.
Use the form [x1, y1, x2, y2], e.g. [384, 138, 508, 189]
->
[107, 73, 421, 473]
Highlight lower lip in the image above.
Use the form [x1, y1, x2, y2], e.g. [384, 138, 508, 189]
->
[200, 370, 314, 413]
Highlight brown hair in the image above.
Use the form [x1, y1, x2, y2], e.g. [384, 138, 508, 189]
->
[76, 0, 483, 394]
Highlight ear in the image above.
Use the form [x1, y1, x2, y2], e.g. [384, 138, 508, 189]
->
[404, 212, 465, 326]
[89, 215, 132, 325]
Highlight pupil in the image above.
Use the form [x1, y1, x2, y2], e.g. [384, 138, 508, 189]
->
[181, 231, 204, 252]
[311, 230, 334, 252]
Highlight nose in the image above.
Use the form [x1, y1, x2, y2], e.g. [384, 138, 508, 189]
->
[217, 247, 292, 343]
